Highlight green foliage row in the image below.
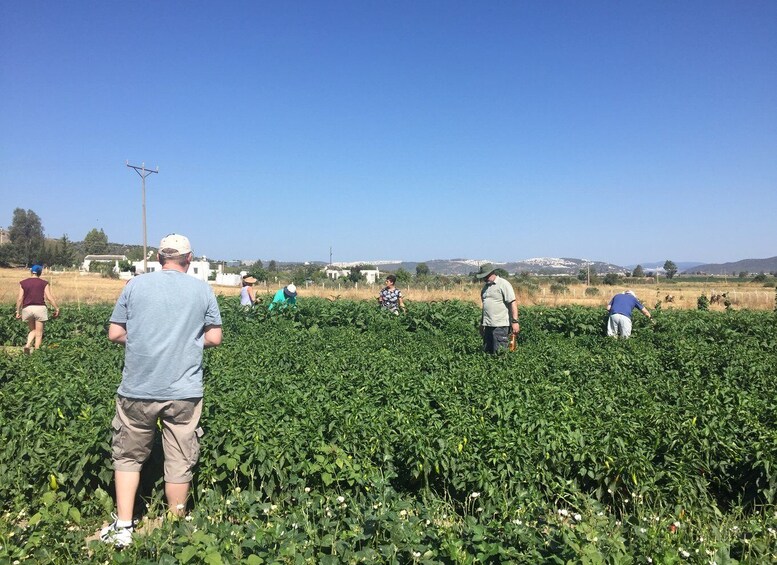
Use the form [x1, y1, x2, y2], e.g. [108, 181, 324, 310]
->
[0, 300, 775, 562]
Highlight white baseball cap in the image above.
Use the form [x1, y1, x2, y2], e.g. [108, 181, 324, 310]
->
[159, 233, 192, 256]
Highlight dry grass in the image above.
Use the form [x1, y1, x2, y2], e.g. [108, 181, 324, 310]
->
[1, 268, 773, 311]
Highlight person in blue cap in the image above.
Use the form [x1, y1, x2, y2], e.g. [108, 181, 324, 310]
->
[16, 264, 60, 353]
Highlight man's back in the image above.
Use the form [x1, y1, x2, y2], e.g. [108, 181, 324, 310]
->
[110, 270, 222, 400]
[609, 293, 642, 318]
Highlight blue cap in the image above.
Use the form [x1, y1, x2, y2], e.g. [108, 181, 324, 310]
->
[31, 265, 43, 274]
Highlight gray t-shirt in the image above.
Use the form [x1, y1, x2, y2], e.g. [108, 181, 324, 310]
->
[110, 269, 222, 400]
[481, 276, 516, 327]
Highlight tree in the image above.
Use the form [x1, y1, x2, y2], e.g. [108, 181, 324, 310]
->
[632, 265, 645, 278]
[603, 273, 620, 285]
[663, 260, 678, 279]
[9, 208, 45, 266]
[394, 268, 411, 284]
[347, 266, 363, 283]
[738, 271, 748, 279]
[268, 260, 277, 272]
[415, 263, 430, 277]
[52, 235, 76, 267]
[84, 228, 109, 255]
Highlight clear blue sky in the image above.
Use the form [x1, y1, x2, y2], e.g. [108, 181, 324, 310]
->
[1, 1, 775, 266]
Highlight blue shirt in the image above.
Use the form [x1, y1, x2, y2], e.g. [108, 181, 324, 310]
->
[110, 270, 222, 400]
[608, 293, 644, 318]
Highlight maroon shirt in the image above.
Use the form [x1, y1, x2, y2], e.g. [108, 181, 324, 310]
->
[20, 277, 48, 308]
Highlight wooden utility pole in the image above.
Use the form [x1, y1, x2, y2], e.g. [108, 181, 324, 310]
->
[126, 161, 159, 273]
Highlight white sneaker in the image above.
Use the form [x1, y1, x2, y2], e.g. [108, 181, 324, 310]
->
[99, 514, 134, 547]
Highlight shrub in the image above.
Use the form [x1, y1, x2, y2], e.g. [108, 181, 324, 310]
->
[550, 283, 568, 295]
[697, 294, 709, 310]
[584, 287, 600, 296]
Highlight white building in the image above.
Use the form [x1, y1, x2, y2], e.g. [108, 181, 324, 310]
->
[131, 260, 213, 282]
[324, 267, 381, 284]
[81, 254, 128, 273]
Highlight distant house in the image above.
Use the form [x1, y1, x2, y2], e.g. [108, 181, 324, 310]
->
[81, 254, 128, 273]
[131, 260, 213, 282]
[324, 267, 381, 284]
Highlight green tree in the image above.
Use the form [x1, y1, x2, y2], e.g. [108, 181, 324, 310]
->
[415, 262, 430, 277]
[632, 264, 645, 278]
[603, 273, 620, 285]
[738, 271, 748, 279]
[494, 268, 510, 278]
[394, 267, 411, 284]
[663, 260, 678, 279]
[347, 266, 363, 283]
[52, 234, 76, 267]
[268, 260, 277, 272]
[84, 228, 109, 255]
[9, 208, 45, 266]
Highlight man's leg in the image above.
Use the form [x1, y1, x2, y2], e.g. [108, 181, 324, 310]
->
[165, 482, 190, 516]
[161, 398, 203, 515]
[115, 470, 141, 521]
[492, 326, 510, 352]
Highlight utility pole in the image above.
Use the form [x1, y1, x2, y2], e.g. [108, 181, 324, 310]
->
[329, 246, 333, 267]
[126, 161, 159, 273]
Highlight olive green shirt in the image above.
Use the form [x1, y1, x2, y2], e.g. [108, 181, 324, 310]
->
[480, 276, 516, 327]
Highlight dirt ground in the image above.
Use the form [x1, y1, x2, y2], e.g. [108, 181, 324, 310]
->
[1, 268, 773, 311]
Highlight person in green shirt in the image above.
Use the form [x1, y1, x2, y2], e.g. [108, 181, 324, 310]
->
[476, 263, 520, 353]
[269, 283, 297, 310]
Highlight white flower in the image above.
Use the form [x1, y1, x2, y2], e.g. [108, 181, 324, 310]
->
[647, 558, 653, 564]
[640, 528, 646, 534]
[699, 536, 704, 542]
[337, 496, 345, 504]
[512, 519, 523, 526]
[185, 515, 193, 521]
[573, 513, 582, 522]
[400, 510, 407, 517]
[673, 521, 681, 528]
[470, 492, 481, 499]
[412, 551, 421, 559]
[176, 503, 185, 510]
[304, 487, 311, 493]
[476, 507, 483, 513]
[235, 487, 241, 493]
[226, 499, 232, 505]
[558, 509, 569, 517]
[679, 548, 690, 558]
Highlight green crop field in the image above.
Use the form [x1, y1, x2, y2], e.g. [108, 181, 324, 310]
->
[1, 299, 776, 563]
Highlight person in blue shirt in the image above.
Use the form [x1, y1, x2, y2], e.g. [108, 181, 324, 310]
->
[606, 290, 652, 338]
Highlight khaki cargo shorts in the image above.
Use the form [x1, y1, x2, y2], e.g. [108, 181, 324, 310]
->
[111, 396, 204, 483]
[21, 305, 48, 322]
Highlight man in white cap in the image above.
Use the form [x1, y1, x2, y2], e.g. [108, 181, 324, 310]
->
[606, 290, 652, 338]
[100, 233, 222, 546]
[269, 282, 297, 310]
[476, 263, 520, 353]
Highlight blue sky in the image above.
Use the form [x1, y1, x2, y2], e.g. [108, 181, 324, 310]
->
[1, 1, 775, 266]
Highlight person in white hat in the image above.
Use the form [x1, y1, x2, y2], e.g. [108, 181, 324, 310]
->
[269, 282, 298, 310]
[606, 289, 652, 338]
[100, 233, 222, 547]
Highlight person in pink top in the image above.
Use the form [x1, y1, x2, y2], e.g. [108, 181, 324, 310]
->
[15, 265, 60, 353]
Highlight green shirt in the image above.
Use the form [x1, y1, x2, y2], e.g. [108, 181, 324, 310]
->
[480, 276, 516, 327]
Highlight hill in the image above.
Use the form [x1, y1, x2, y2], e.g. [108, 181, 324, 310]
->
[682, 256, 777, 275]
[369, 258, 626, 276]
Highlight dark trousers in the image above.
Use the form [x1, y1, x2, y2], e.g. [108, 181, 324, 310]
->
[483, 326, 510, 353]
